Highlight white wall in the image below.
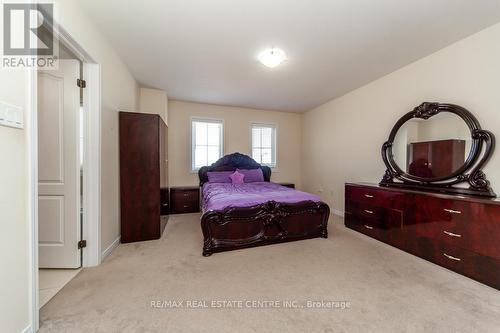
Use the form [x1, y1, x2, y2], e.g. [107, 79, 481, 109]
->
[139, 88, 168, 125]
[0, 1, 139, 331]
[54, 0, 139, 253]
[0, 70, 30, 333]
[168, 100, 302, 187]
[302, 22, 500, 214]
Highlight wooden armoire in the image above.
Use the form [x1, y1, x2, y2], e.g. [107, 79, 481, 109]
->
[119, 112, 168, 243]
[407, 139, 466, 178]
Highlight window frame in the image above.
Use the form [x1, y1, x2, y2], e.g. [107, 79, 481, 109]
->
[190, 117, 224, 172]
[250, 122, 278, 168]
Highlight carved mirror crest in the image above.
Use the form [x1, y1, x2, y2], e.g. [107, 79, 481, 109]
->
[380, 102, 495, 197]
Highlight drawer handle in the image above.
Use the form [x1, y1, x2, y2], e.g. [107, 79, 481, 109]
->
[364, 209, 374, 214]
[364, 194, 374, 198]
[444, 208, 461, 214]
[183, 205, 189, 208]
[183, 193, 190, 197]
[443, 253, 461, 261]
[162, 203, 169, 207]
[443, 230, 462, 238]
[364, 225, 374, 230]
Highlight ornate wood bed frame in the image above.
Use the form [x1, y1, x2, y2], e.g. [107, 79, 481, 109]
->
[198, 153, 330, 256]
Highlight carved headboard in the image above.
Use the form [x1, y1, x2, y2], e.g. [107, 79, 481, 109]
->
[198, 152, 272, 186]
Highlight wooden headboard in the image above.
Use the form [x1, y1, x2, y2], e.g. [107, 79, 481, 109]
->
[198, 152, 272, 186]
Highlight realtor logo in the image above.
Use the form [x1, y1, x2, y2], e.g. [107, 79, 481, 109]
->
[2, 2, 57, 69]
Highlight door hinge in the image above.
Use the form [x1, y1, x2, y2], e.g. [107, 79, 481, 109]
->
[77, 79, 86, 88]
[78, 240, 87, 249]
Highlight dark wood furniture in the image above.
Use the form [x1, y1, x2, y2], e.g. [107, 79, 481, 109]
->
[407, 139, 465, 178]
[345, 183, 500, 289]
[198, 153, 329, 256]
[170, 186, 200, 214]
[160, 188, 169, 216]
[119, 112, 168, 243]
[381, 102, 495, 197]
[279, 183, 295, 189]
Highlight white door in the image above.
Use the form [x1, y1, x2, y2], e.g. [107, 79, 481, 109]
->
[38, 59, 81, 268]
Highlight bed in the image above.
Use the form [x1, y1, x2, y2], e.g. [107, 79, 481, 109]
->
[199, 152, 330, 256]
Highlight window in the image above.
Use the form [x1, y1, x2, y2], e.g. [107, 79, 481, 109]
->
[251, 124, 276, 167]
[191, 118, 224, 170]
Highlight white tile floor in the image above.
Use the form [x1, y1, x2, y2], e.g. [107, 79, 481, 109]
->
[39, 269, 81, 308]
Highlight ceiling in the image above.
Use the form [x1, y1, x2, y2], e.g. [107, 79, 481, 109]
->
[80, 0, 500, 112]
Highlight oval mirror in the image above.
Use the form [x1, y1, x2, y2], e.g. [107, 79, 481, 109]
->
[381, 103, 495, 197]
[392, 112, 471, 180]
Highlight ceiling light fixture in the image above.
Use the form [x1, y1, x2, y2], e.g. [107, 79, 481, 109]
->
[258, 48, 287, 68]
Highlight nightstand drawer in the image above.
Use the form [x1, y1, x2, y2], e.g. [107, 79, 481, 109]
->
[170, 187, 200, 214]
[173, 190, 198, 201]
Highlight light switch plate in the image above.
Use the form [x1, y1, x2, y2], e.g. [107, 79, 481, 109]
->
[0, 101, 23, 129]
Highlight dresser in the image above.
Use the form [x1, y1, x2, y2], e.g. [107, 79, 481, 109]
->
[119, 112, 168, 243]
[345, 183, 500, 289]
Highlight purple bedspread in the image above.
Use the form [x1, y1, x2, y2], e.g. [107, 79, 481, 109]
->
[202, 182, 322, 213]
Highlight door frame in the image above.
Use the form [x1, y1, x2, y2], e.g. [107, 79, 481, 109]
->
[28, 18, 102, 331]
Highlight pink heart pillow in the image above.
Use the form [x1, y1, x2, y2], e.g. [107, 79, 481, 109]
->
[229, 170, 245, 184]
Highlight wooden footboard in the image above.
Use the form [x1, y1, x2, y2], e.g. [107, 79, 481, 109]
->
[201, 200, 330, 256]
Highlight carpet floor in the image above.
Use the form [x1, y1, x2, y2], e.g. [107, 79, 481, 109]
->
[40, 214, 500, 332]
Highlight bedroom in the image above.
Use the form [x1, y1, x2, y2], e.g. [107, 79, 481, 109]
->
[0, 0, 499, 332]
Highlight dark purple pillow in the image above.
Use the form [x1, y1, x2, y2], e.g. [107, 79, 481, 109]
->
[237, 168, 264, 183]
[207, 171, 233, 183]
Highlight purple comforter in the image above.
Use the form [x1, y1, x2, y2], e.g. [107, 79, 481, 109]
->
[202, 182, 322, 213]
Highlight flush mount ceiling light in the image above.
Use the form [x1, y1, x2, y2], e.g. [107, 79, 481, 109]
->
[258, 48, 287, 68]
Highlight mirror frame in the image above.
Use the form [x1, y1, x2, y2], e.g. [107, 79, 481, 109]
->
[380, 102, 496, 197]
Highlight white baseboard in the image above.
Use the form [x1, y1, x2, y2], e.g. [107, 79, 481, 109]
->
[332, 209, 345, 217]
[22, 324, 33, 333]
[101, 236, 120, 261]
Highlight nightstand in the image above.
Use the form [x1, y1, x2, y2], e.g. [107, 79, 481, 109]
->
[170, 186, 200, 214]
[279, 183, 295, 189]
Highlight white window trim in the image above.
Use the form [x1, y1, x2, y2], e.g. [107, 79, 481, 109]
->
[250, 122, 278, 169]
[191, 117, 225, 172]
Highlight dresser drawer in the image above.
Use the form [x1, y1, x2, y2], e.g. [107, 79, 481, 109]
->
[357, 206, 383, 220]
[419, 224, 500, 260]
[345, 205, 403, 242]
[345, 212, 385, 241]
[415, 196, 473, 224]
[414, 219, 462, 242]
[348, 201, 403, 228]
[459, 204, 500, 259]
[414, 196, 500, 259]
[410, 237, 500, 289]
[434, 244, 500, 290]
[346, 186, 385, 207]
[170, 187, 200, 214]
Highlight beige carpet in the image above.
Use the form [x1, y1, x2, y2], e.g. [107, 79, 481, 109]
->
[40, 214, 500, 332]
